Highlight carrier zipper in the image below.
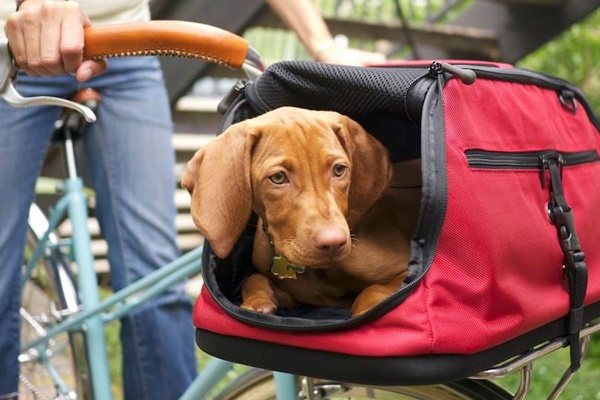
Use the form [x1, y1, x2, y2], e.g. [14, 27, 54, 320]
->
[466, 149, 599, 171]
[403, 71, 432, 124]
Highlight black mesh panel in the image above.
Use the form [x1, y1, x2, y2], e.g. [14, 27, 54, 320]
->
[248, 61, 427, 120]
[244, 61, 430, 162]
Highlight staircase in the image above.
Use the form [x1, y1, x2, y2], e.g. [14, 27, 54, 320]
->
[151, 0, 600, 104]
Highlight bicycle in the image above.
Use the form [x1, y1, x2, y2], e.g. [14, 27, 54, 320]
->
[2, 20, 600, 400]
[0, 21, 261, 400]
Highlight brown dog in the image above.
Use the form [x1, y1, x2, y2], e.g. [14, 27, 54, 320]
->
[182, 107, 419, 316]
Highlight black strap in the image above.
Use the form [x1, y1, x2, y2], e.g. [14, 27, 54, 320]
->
[546, 158, 588, 372]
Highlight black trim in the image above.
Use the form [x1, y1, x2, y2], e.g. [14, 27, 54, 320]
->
[410, 74, 448, 287]
[196, 300, 600, 386]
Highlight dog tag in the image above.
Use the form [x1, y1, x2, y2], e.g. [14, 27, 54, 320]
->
[271, 256, 305, 280]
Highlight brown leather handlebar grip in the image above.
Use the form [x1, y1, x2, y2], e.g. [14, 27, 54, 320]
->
[83, 21, 249, 69]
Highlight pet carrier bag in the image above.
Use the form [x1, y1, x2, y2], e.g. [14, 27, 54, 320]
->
[192, 60, 600, 385]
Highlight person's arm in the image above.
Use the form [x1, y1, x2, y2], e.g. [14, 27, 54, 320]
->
[266, 0, 387, 66]
[4, 0, 107, 81]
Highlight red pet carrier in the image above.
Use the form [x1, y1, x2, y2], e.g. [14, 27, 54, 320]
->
[192, 60, 600, 385]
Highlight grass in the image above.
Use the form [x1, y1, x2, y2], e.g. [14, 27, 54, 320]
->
[495, 343, 600, 399]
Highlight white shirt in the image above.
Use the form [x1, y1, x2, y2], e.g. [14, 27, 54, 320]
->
[0, 0, 151, 38]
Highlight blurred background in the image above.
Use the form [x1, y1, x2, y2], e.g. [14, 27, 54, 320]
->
[151, 0, 600, 111]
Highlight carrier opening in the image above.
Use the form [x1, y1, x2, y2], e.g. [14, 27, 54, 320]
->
[197, 61, 438, 330]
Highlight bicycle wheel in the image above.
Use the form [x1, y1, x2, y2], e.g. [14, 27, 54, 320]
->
[214, 368, 512, 400]
[19, 204, 93, 400]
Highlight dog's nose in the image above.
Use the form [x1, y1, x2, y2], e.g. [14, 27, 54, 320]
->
[313, 227, 348, 256]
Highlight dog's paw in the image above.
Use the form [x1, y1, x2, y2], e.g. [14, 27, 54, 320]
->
[240, 298, 278, 314]
[351, 279, 404, 317]
[350, 302, 372, 317]
[351, 290, 385, 317]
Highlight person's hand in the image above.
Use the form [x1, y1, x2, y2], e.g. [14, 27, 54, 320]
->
[4, 0, 107, 81]
[315, 45, 387, 66]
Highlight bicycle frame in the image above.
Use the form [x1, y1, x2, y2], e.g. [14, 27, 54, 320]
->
[21, 137, 299, 400]
[3, 27, 298, 399]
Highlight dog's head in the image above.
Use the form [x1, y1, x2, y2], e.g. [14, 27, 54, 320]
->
[182, 107, 392, 264]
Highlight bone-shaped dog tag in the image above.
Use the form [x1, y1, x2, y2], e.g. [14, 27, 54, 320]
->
[271, 256, 305, 280]
[271, 256, 297, 279]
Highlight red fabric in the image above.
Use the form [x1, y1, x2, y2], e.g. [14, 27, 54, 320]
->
[194, 76, 600, 356]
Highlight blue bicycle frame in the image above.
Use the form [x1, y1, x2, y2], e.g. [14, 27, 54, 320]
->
[22, 152, 299, 400]
[3, 26, 297, 398]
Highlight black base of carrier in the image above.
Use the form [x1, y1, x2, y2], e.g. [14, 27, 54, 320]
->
[196, 301, 600, 386]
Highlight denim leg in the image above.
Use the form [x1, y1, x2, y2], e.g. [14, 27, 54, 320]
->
[0, 58, 197, 398]
[81, 57, 197, 400]
[0, 76, 70, 397]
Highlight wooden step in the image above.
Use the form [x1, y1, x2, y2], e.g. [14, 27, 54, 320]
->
[173, 131, 216, 151]
[173, 132, 217, 181]
[175, 189, 192, 209]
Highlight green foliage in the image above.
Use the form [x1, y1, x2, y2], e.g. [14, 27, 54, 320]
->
[517, 9, 600, 115]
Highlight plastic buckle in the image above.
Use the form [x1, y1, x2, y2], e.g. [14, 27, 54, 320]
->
[565, 251, 587, 372]
[217, 80, 249, 115]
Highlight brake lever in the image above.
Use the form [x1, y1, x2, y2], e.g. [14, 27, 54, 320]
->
[0, 38, 96, 122]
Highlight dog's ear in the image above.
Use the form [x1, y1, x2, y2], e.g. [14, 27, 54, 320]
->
[181, 123, 260, 258]
[332, 114, 392, 227]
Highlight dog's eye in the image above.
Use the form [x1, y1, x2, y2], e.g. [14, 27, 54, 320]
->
[269, 172, 288, 184]
[332, 164, 348, 177]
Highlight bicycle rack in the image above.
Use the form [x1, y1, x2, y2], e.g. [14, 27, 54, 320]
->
[473, 319, 600, 399]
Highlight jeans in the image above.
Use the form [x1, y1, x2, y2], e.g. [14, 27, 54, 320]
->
[0, 57, 197, 399]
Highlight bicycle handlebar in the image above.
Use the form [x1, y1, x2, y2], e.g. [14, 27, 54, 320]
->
[83, 21, 250, 70]
[0, 20, 265, 121]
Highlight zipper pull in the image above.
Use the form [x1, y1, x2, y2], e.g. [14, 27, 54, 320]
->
[539, 152, 563, 189]
[428, 61, 476, 85]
